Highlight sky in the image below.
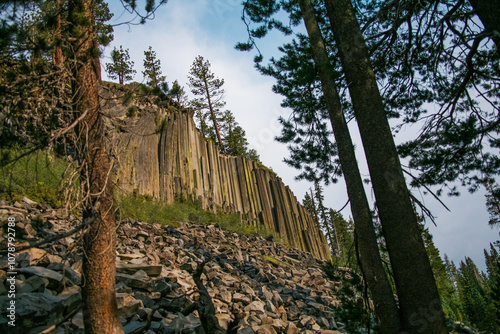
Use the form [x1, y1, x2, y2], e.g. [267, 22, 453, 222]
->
[102, 0, 499, 271]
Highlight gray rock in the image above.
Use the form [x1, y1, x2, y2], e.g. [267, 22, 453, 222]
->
[233, 292, 252, 305]
[285, 322, 300, 334]
[58, 285, 82, 312]
[72, 311, 85, 330]
[0, 293, 64, 331]
[123, 321, 146, 334]
[17, 266, 63, 289]
[18, 274, 46, 293]
[116, 263, 163, 277]
[265, 300, 278, 314]
[237, 327, 255, 334]
[116, 270, 153, 291]
[244, 301, 266, 314]
[116, 293, 143, 318]
[47, 263, 82, 285]
[287, 305, 300, 321]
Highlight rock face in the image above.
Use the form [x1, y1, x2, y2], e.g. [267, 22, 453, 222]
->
[0, 200, 347, 334]
[103, 83, 329, 260]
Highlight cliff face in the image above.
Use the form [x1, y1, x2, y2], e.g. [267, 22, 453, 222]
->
[103, 83, 329, 260]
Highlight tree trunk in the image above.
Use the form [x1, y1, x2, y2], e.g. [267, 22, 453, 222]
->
[309, 188, 322, 233]
[330, 211, 342, 256]
[205, 81, 225, 151]
[324, 0, 448, 333]
[298, 1, 401, 332]
[68, 0, 123, 333]
[52, 0, 63, 66]
[469, 0, 500, 49]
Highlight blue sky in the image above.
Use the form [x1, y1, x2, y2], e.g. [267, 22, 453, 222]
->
[102, 0, 499, 271]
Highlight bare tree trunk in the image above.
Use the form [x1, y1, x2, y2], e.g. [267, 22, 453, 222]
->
[68, 0, 122, 333]
[324, 0, 448, 333]
[309, 188, 322, 232]
[298, 1, 401, 332]
[205, 81, 225, 152]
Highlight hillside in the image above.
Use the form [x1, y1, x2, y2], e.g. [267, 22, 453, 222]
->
[0, 199, 346, 334]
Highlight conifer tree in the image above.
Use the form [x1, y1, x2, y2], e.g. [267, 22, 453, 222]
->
[238, 0, 446, 331]
[188, 55, 225, 151]
[485, 180, 500, 228]
[224, 125, 248, 156]
[142, 46, 165, 87]
[169, 79, 188, 105]
[331, 209, 355, 261]
[67, 0, 122, 331]
[457, 257, 493, 332]
[313, 181, 336, 255]
[220, 110, 256, 159]
[421, 225, 462, 320]
[195, 109, 214, 140]
[484, 243, 500, 331]
[106, 45, 136, 84]
[246, 148, 260, 162]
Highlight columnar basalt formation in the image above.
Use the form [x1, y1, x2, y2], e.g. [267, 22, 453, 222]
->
[103, 83, 329, 260]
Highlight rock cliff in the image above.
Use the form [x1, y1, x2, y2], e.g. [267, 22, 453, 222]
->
[102, 83, 329, 260]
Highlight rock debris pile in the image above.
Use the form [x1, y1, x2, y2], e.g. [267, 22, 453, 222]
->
[0, 198, 346, 333]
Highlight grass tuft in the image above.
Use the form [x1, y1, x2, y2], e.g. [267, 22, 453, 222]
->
[115, 194, 260, 236]
[0, 149, 72, 207]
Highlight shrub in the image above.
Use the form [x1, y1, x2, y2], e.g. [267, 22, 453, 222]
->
[127, 105, 138, 117]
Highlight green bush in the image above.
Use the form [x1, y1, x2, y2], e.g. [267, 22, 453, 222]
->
[127, 105, 138, 117]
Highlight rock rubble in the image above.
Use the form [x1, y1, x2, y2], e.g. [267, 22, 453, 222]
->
[0, 198, 346, 333]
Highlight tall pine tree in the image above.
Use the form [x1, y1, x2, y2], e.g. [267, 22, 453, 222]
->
[188, 55, 225, 151]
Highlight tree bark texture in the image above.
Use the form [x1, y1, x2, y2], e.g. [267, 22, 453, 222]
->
[68, 0, 122, 333]
[324, 0, 448, 333]
[52, 0, 63, 66]
[298, 1, 401, 332]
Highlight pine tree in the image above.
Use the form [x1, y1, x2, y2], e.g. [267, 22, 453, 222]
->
[329, 209, 354, 263]
[457, 257, 493, 332]
[239, 0, 447, 331]
[188, 55, 225, 151]
[421, 226, 462, 321]
[323, 1, 448, 331]
[195, 109, 214, 139]
[246, 148, 260, 162]
[238, 2, 401, 330]
[106, 45, 136, 84]
[302, 192, 315, 218]
[484, 243, 500, 331]
[67, 0, 122, 331]
[313, 181, 336, 256]
[224, 125, 248, 156]
[169, 79, 188, 105]
[485, 180, 500, 228]
[220, 110, 255, 158]
[142, 46, 165, 87]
